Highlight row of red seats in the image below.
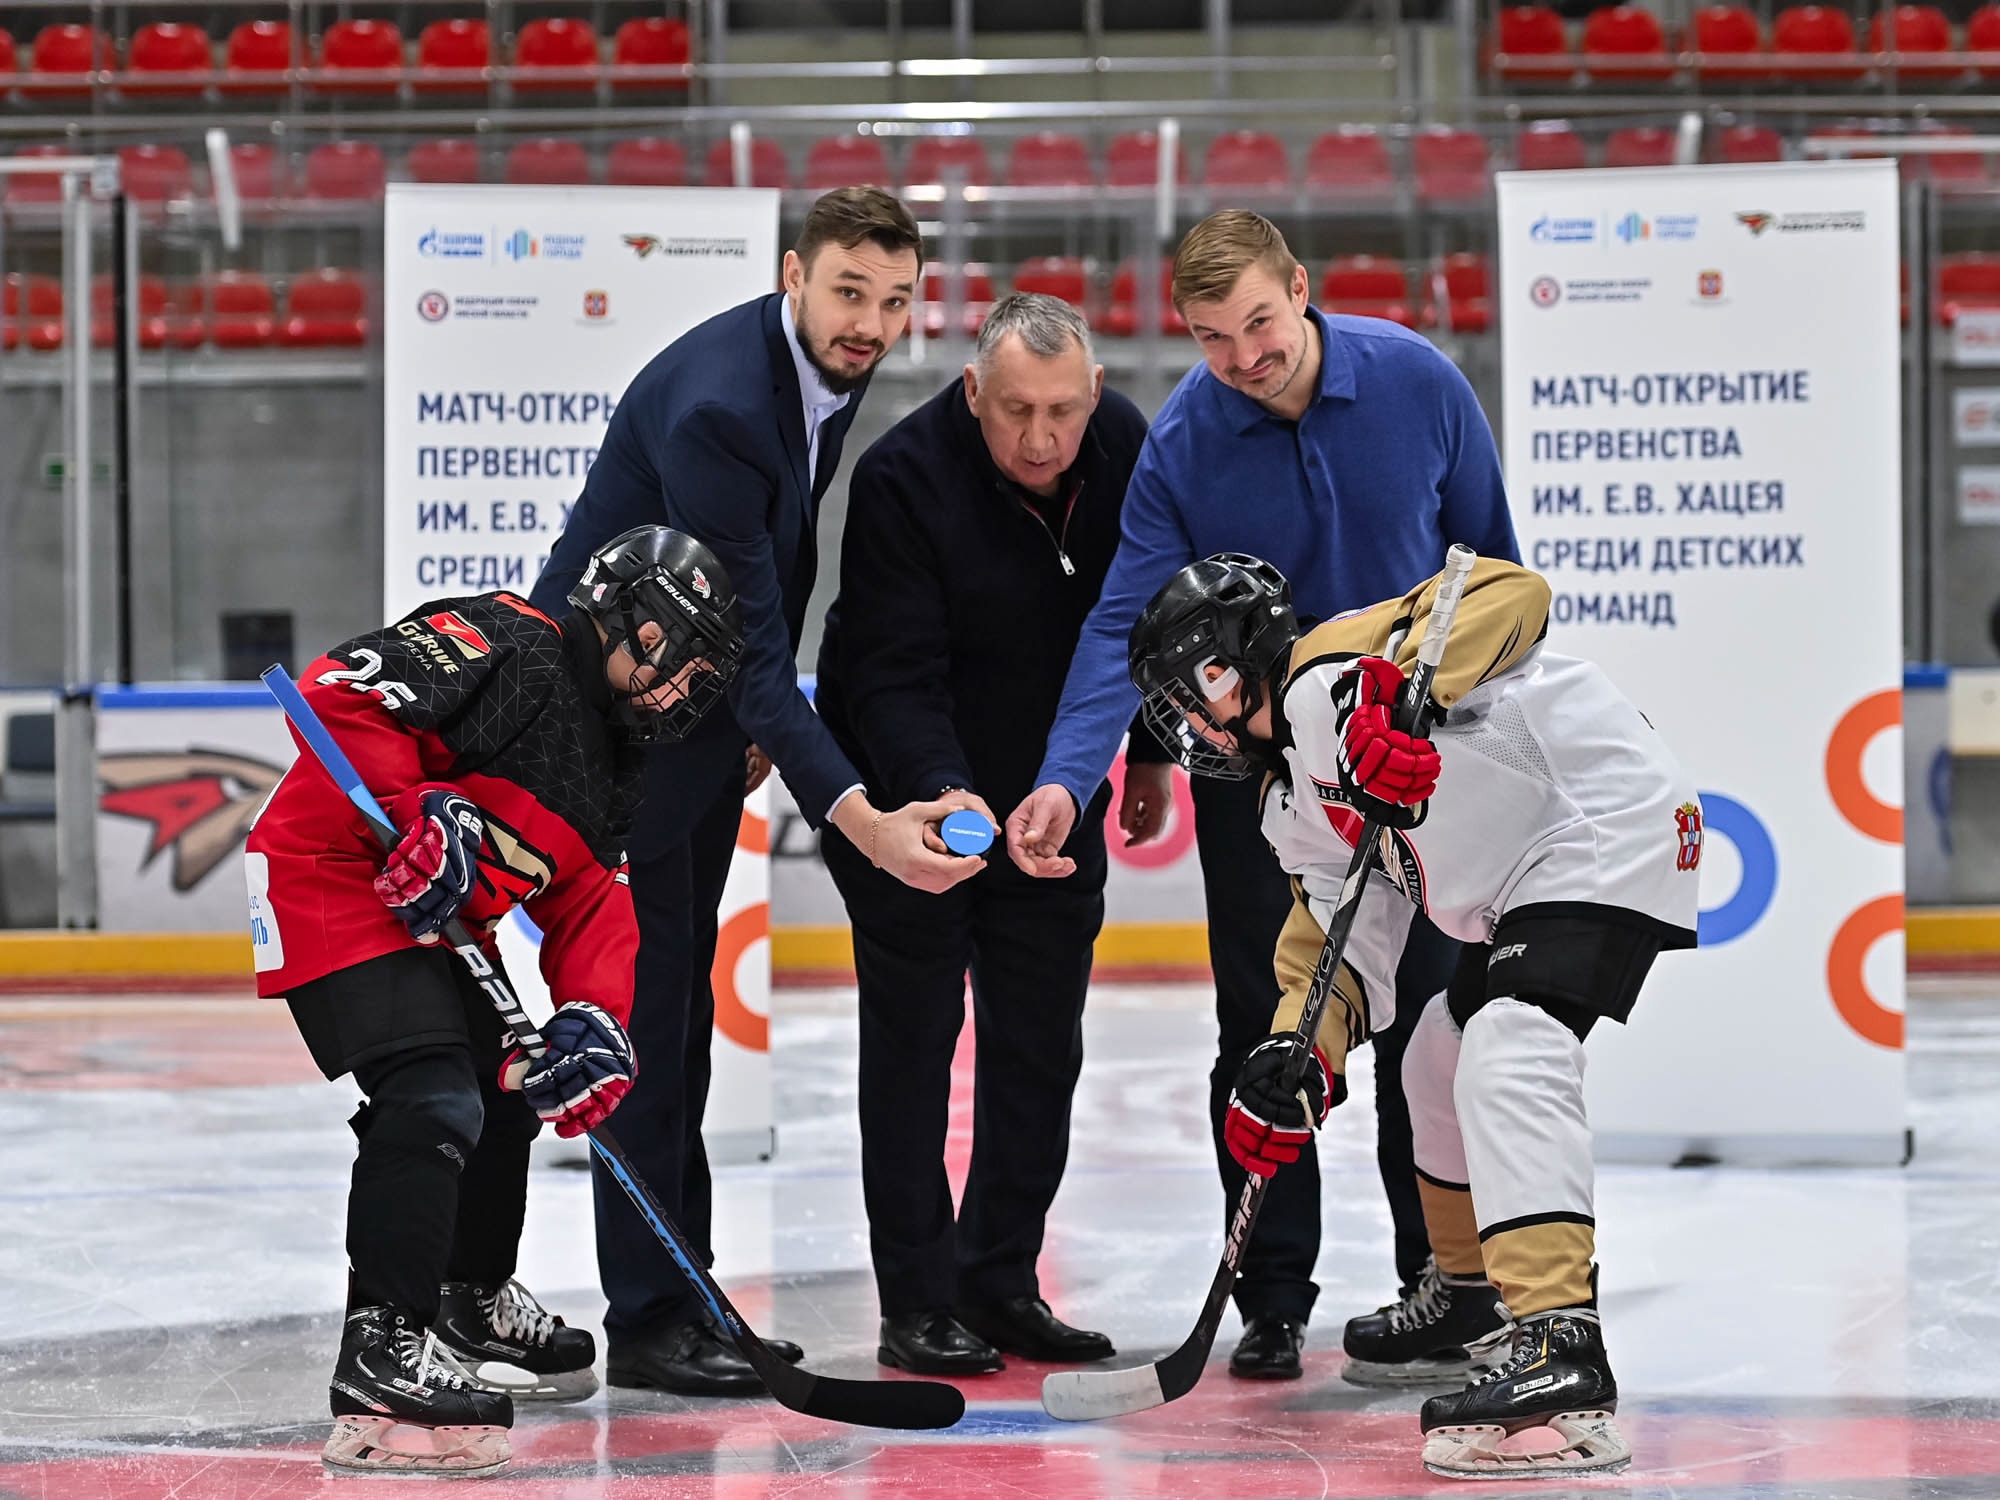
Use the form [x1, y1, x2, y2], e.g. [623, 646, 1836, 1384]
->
[2, 268, 364, 348]
[1494, 2, 2000, 80]
[0, 17, 688, 96]
[1516, 118, 1994, 180]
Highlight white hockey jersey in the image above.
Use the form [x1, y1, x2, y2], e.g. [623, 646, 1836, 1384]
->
[1257, 559, 1702, 1065]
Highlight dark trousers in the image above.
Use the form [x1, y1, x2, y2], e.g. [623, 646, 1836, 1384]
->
[592, 748, 746, 1339]
[1192, 774, 1455, 1321]
[822, 811, 1107, 1317]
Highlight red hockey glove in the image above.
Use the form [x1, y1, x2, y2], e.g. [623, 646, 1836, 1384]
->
[373, 789, 483, 943]
[502, 1002, 636, 1139]
[1334, 656, 1440, 830]
[1225, 1036, 1339, 1179]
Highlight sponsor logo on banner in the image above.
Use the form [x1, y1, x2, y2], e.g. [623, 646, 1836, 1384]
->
[1614, 213, 1695, 245]
[1960, 466, 2000, 524]
[543, 232, 585, 260]
[1698, 269, 1724, 299]
[448, 293, 540, 322]
[1954, 388, 2000, 445]
[583, 289, 609, 319]
[1531, 214, 1597, 245]
[1954, 309, 2000, 366]
[99, 750, 287, 891]
[417, 290, 450, 322]
[623, 233, 752, 261]
[1737, 211, 1776, 236]
[418, 227, 486, 260]
[504, 229, 538, 261]
[1738, 208, 1866, 237]
[1615, 212, 1649, 243]
[1530, 275, 1562, 308]
[1559, 276, 1652, 305]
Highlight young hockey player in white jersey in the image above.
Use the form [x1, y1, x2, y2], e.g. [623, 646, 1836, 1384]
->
[1127, 552, 1702, 1480]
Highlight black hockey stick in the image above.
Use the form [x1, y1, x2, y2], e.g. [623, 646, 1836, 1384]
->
[262, 665, 966, 1432]
[1043, 544, 1479, 1421]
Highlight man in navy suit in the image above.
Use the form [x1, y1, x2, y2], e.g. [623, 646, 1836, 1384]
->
[533, 188, 984, 1395]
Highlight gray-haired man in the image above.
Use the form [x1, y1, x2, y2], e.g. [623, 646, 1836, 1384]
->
[813, 294, 1159, 1374]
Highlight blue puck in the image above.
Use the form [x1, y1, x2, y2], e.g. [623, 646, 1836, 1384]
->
[940, 808, 995, 856]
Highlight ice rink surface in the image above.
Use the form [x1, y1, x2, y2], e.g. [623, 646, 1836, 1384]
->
[1, 976, 1996, 1498]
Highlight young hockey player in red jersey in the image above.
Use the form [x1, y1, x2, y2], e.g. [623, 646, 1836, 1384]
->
[1128, 553, 1701, 1479]
[245, 526, 744, 1475]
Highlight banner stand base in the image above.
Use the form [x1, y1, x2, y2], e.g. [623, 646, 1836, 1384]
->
[1596, 1129, 1913, 1168]
[704, 1127, 777, 1167]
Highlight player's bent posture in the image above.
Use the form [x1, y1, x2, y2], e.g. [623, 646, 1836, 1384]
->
[245, 526, 744, 1476]
[1128, 554, 1701, 1479]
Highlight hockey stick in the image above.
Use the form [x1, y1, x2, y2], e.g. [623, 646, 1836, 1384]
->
[261, 665, 966, 1433]
[1043, 544, 1479, 1422]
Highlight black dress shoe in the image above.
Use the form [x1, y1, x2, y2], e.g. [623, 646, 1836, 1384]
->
[877, 1311, 1004, 1375]
[956, 1297, 1115, 1363]
[607, 1321, 762, 1395]
[1230, 1315, 1305, 1380]
[703, 1317, 804, 1365]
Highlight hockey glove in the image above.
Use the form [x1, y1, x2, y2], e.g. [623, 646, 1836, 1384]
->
[374, 789, 484, 943]
[1333, 656, 1440, 830]
[503, 1002, 636, 1139]
[1225, 1035, 1340, 1179]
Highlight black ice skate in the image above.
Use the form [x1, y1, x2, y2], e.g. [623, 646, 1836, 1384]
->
[1341, 1257, 1514, 1388]
[1417, 1306, 1629, 1480]
[325, 1304, 514, 1475]
[435, 1278, 600, 1401]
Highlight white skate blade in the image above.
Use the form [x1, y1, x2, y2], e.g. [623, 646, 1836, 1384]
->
[1042, 1364, 1165, 1421]
[323, 1415, 512, 1476]
[463, 1358, 600, 1402]
[1422, 1410, 1631, 1480]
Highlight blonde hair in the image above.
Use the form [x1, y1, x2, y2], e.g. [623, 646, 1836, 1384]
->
[1170, 210, 1300, 310]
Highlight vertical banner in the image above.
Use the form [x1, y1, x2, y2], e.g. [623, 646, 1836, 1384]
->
[387, 184, 780, 1161]
[1497, 160, 1905, 1163]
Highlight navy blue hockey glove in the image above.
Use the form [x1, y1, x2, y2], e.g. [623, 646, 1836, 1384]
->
[373, 789, 483, 943]
[502, 1002, 636, 1139]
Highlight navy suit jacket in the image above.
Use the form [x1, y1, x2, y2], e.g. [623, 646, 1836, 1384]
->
[532, 293, 865, 849]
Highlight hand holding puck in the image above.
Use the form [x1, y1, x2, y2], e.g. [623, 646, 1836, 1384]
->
[940, 808, 995, 856]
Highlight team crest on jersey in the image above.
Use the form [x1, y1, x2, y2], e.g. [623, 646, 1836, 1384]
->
[1311, 778, 1428, 907]
[476, 812, 556, 908]
[1675, 801, 1704, 872]
[425, 612, 492, 661]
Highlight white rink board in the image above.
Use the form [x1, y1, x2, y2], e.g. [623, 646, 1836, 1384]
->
[1497, 160, 1906, 1162]
[388, 184, 779, 1159]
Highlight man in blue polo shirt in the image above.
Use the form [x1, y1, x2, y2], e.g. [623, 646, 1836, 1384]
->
[1005, 210, 1519, 1380]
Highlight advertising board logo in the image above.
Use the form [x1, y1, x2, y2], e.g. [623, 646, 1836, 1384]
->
[1530, 275, 1562, 308]
[1530, 214, 1597, 245]
[417, 290, 450, 322]
[1615, 212, 1649, 243]
[418, 227, 486, 260]
[99, 749, 287, 891]
[1698, 269, 1724, 299]
[503, 229, 538, 261]
[583, 289, 609, 319]
[1737, 211, 1776, 236]
[1738, 208, 1866, 237]
[621, 233, 751, 261]
[624, 234, 663, 259]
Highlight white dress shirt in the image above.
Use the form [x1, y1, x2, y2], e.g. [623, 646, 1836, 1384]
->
[780, 294, 852, 486]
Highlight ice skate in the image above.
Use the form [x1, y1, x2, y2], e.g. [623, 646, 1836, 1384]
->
[325, 1305, 514, 1476]
[1341, 1257, 1513, 1388]
[435, 1278, 599, 1401]
[1418, 1307, 1629, 1480]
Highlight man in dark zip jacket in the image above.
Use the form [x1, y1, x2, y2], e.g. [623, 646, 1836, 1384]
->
[814, 293, 1160, 1375]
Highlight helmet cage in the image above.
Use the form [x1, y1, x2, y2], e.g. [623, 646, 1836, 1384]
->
[607, 571, 743, 744]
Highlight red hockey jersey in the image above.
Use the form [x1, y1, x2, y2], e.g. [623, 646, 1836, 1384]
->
[246, 592, 646, 1022]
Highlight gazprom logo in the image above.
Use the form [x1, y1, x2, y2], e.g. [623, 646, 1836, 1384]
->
[417, 227, 487, 260]
[503, 229, 538, 261]
[1530, 214, 1597, 245]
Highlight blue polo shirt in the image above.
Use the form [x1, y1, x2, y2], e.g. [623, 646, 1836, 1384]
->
[1038, 305, 1520, 811]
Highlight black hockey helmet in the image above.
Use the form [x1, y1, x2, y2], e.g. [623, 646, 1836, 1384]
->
[1128, 552, 1297, 779]
[570, 525, 745, 743]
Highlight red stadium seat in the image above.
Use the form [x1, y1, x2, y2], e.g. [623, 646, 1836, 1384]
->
[408, 138, 483, 184]
[1938, 253, 2000, 326]
[1913, 124, 1990, 189]
[1972, 4, 2000, 77]
[1012, 256, 1089, 307]
[1006, 132, 1093, 188]
[1412, 127, 1490, 203]
[612, 17, 689, 91]
[1304, 127, 1395, 194]
[0, 30, 15, 81]
[209, 270, 276, 348]
[25, 25, 112, 97]
[318, 19, 402, 94]
[1773, 4, 1864, 79]
[804, 135, 891, 190]
[6, 144, 70, 204]
[1685, 5, 1767, 80]
[1714, 123, 1783, 162]
[1202, 130, 1289, 190]
[608, 137, 687, 186]
[305, 141, 387, 201]
[1605, 125, 1676, 168]
[1489, 5, 1572, 78]
[702, 136, 788, 188]
[1100, 261, 1189, 337]
[91, 274, 188, 350]
[225, 142, 279, 202]
[117, 144, 194, 202]
[905, 137, 992, 188]
[1516, 121, 1589, 170]
[1320, 255, 1414, 328]
[223, 20, 292, 94]
[1868, 5, 1956, 76]
[280, 269, 368, 347]
[1582, 5, 1674, 78]
[1106, 129, 1189, 187]
[4, 272, 64, 353]
[126, 23, 212, 97]
[415, 19, 488, 93]
[1422, 252, 1493, 335]
[505, 137, 590, 185]
[921, 265, 995, 339]
[512, 18, 599, 92]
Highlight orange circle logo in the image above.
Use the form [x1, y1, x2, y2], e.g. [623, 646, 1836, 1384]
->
[1826, 893, 1904, 1050]
[711, 900, 770, 1052]
[1824, 689, 1901, 845]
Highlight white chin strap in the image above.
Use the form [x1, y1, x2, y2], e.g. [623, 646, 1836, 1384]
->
[1196, 656, 1241, 703]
